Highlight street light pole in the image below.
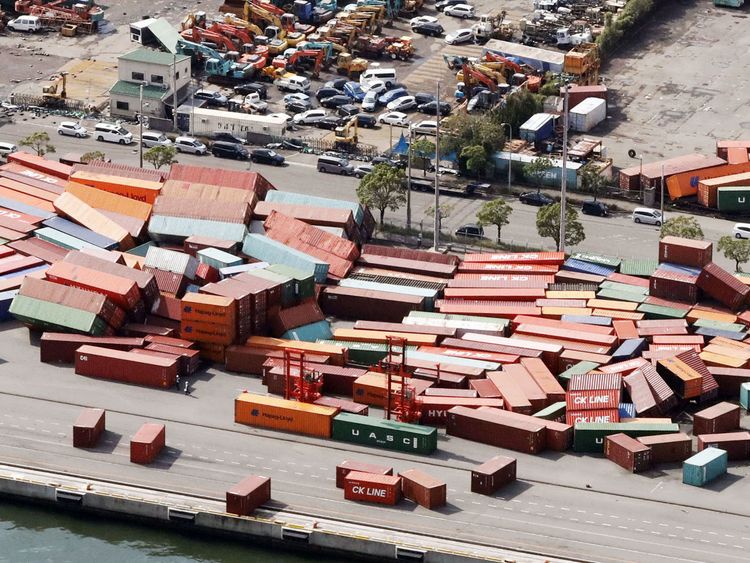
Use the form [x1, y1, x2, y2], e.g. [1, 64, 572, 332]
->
[660, 163, 665, 222]
[433, 81, 440, 251]
[559, 80, 569, 254]
[139, 82, 144, 168]
[406, 123, 412, 231]
[501, 122, 512, 193]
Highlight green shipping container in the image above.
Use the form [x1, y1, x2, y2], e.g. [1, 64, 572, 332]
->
[571, 253, 621, 268]
[717, 187, 750, 213]
[619, 259, 658, 278]
[10, 295, 108, 335]
[558, 361, 600, 387]
[533, 401, 566, 421]
[598, 281, 648, 295]
[637, 303, 688, 320]
[245, 269, 295, 307]
[691, 318, 746, 333]
[573, 422, 680, 453]
[126, 241, 157, 257]
[739, 382, 750, 410]
[316, 340, 418, 366]
[596, 288, 646, 303]
[197, 247, 243, 270]
[267, 264, 315, 301]
[331, 412, 438, 454]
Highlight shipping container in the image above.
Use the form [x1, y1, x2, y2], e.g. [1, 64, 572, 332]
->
[321, 285, 424, 323]
[566, 408, 619, 425]
[226, 475, 271, 516]
[130, 423, 165, 464]
[65, 181, 152, 222]
[519, 113, 557, 143]
[446, 406, 546, 454]
[72, 407, 105, 448]
[359, 254, 456, 279]
[10, 295, 109, 335]
[344, 471, 401, 505]
[75, 345, 177, 388]
[69, 170, 162, 204]
[683, 448, 728, 486]
[331, 412, 437, 454]
[659, 237, 712, 268]
[168, 164, 274, 198]
[623, 370, 659, 416]
[45, 261, 140, 310]
[741, 381, 750, 409]
[573, 422, 680, 453]
[335, 460, 394, 488]
[399, 469, 446, 509]
[697, 263, 750, 311]
[519, 357, 566, 402]
[471, 455, 516, 495]
[144, 247, 199, 280]
[637, 433, 692, 464]
[235, 393, 338, 438]
[717, 186, 750, 213]
[40, 333, 143, 364]
[693, 402, 740, 436]
[419, 397, 503, 426]
[696, 431, 750, 460]
[569, 97, 606, 132]
[53, 192, 133, 250]
[6, 152, 72, 179]
[242, 234, 328, 283]
[604, 433, 652, 473]
[533, 401, 566, 422]
[352, 371, 432, 408]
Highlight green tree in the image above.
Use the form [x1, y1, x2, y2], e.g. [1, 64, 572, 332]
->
[410, 138, 435, 177]
[460, 144, 488, 179]
[143, 145, 178, 169]
[476, 198, 512, 243]
[356, 163, 406, 224]
[524, 156, 553, 193]
[425, 203, 455, 231]
[19, 131, 55, 156]
[659, 216, 703, 240]
[536, 202, 586, 251]
[718, 236, 750, 273]
[579, 163, 608, 200]
[80, 151, 106, 164]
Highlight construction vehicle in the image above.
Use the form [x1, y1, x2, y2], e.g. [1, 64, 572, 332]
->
[563, 42, 600, 86]
[227, 45, 269, 70]
[556, 26, 593, 48]
[285, 48, 329, 77]
[384, 36, 414, 61]
[41, 71, 67, 107]
[471, 10, 514, 43]
[177, 39, 255, 85]
[443, 54, 474, 71]
[458, 63, 497, 101]
[180, 26, 238, 52]
[334, 114, 358, 149]
[228, 92, 269, 113]
[336, 52, 368, 77]
[209, 22, 254, 46]
[293, 1, 336, 26]
[351, 35, 387, 59]
[15, 0, 103, 33]
[222, 13, 264, 38]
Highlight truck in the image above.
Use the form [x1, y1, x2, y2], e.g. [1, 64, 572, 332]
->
[176, 106, 288, 137]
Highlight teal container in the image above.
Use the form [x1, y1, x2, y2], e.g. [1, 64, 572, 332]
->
[619, 259, 658, 278]
[267, 264, 315, 301]
[740, 382, 750, 410]
[331, 413, 438, 454]
[691, 318, 746, 333]
[265, 191, 364, 225]
[316, 340, 407, 365]
[10, 295, 108, 335]
[683, 448, 728, 487]
[570, 252, 621, 268]
[245, 269, 295, 307]
[35, 227, 97, 251]
[596, 288, 646, 303]
[127, 241, 157, 257]
[637, 303, 688, 320]
[557, 361, 600, 387]
[282, 320, 333, 342]
[407, 350, 501, 371]
[242, 234, 329, 283]
[533, 401, 566, 421]
[573, 422, 680, 453]
[148, 215, 247, 243]
[197, 247, 243, 270]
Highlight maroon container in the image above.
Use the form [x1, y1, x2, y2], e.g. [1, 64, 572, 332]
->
[697, 431, 750, 460]
[144, 335, 196, 349]
[145, 343, 201, 374]
[40, 333, 144, 364]
[154, 196, 251, 223]
[72, 408, 105, 448]
[471, 455, 517, 495]
[623, 370, 659, 416]
[357, 253, 456, 278]
[694, 402, 741, 436]
[419, 397, 504, 426]
[649, 269, 699, 304]
[638, 363, 678, 413]
[263, 364, 366, 397]
[486, 372, 532, 414]
[697, 263, 750, 311]
[659, 236, 712, 267]
[130, 423, 165, 464]
[183, 235, 238, 256]
[320, 286, 424, 323]
[313, 396, 369, 416]
[469, 378, 501, 398]
[446, 406, 546, 454]
[399, 469, 447, 509]
[335, 460, 394, 489]
[442, 338, 542, 361]
[226, 475, 271, 516]
[143, 268, 188, 297]
[269, 300, 325, 336]
[344, 471, 401, 505]
[566, 409, 619, 425]
[708, 366, 750, 398]
[481, 406, 571, 451]
[503, 364, 548, 411]
[605, 433, 652, 473]
[75, 345, 178, 388]
[637, 433, 692, 463]
[361, 243, 459, 266]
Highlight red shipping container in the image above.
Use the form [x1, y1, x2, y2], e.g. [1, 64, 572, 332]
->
[649, 269, 699, 304]
[344, 471, 401, 505]
[442, 287, 546, 301]
[554, 270, 606, 284]
[566, 408, 620, 425]
[519, 357, 565, 402]
[313, 396, 369, 416]
[226, 476, 271, 515]
[75, 345, 178, 388]
[659, 236, 712, 267]
[399, 469, 447, 509]
[693, 402, 740, 435]
[569, 372, 622, 391]
[46, 261, 140, 310]
[697, 263, 750, 311]
[469, 378, 501, 398]
[416, 346, 517, 365]
[361, 243, 458, 266]
[598, 357, 648, 375]
[607, 272, 650, 288]
[321, 286, 425, 323]
[423, 388, 478, 397]
[637, 433, 692, 463]
[441, 338, 539, 360]
[461, 252, 564, 265]
[503, 363, 547, 411]
[566, 389, 620, 411]
[613, 320, 638, 343]
[167, 164, 273, 198]
[6, 152, 72, 179]
[481, 407, 571, 451]
[487, 371, 532, 414]
[419, 397, 503, 426]
[696, 431, 750, 460]
[605, 433, 652, 473]
[471, 455, 516, 495]
[708, 366, 750, 398]
[40, 333, 144, 364]
[145, 343, 201, 374]
[446, 406, 546, 454]
[72, 407, 105, 448]
[130, 423, 165, 464]
[122, 323, 176, 338]
[336, 460, 394, 488]
[623, 370, 659, 416]
[511, 315, 614, 336]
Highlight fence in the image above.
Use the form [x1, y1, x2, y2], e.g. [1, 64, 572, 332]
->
[9, 94, 89, 114]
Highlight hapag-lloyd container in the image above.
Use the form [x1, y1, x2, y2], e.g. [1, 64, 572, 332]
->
[226, 475, 271, 516]
[399, 469, 447, 509]
[604, 433, 652, 473]
[683, 448, 727, 487]
[75, 345, 178, 388]
[446, 406, 546, 454]
[659, 236, 713, 267]
[72, 407, 105, 448]
[130, 423, 165, 464]
[637, 433, 692, 463]
[471, 455, 517, 495]
[331, 413, 438, 454]
[573, 422, 680, 453]
[693, 402, 740, 435]
[234, 393, 339, 438]
[335, 460, 394, 488]
[344, 471, 402, 505]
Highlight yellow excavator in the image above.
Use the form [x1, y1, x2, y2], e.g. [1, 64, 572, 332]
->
[334, 115, 358, 149]
[42, 72, 67, 106]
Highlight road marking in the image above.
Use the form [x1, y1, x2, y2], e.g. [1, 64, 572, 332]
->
[294, 472, 304, 476]
[527, 501, 537, 506]
[454, 499, 464, 503]
[255, 456, 265, 460]
[246, 464, 255, 468]
[584, 521, 594, 525]
[593, 512, 603, 516]
[560, 507, 570, 511]
[651, 532, 661, 536]
[692, 529, 703, 533]
[635, 529, 645, 533]
[319, 467, 327, 471]
[471, 501, 481, 505]
[576, 510, 586, 514]
[609, 515, 619, 519]
[216, 459, 224, 462]
[659, 523, 669, 527]
[310, 474, 319, 479]
[223, 451, 232, 455]
[718, 542, 727, 547]
[487, 504, 497, 508]
[569, 518, 578, 522]
[724, 534, 734, 538]
[698, 540, 710, 544]
[643, 520, 652, 524]
[668, 534, 677, 538]
[511, 499, 521, 503]
[448, 488, 457, 492]
[618, 526, 628, 530]
[503, 507, 513, 511]
[199, 456, 208, 461]
[262, 466, 272, 470]
[602, 523, 611, 527]
[326, 477, 335, 481]
[183, 453, 193, 458]
[545, 505, 554, 509]
[685, 537, 694, 541]
[271, 459, 281, 463]
[41, 429, 50, 434]
[239, 453, 248, 458]
[708, 532, 718, 536]
[288, 462, 296, 466]
[733, 545, 744, 549]
[230, 461, 240, 465]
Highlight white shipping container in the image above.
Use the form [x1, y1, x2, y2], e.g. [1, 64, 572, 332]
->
[181, 107, 288, 137]
[569, 98, 606, 132]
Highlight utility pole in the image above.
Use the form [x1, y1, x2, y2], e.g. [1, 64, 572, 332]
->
[406, 123, 412, 231]
[660, 163, 665, 222]
[559, 81, 569, 254]
[139, 82, 144, 169]
[172, 53, 178, 131]
[433, 81, 440, 251]
[501, 122, 512, 192]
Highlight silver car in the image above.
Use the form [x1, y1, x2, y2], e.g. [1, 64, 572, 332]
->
[141, 131, 172, 148]
[57, 121, 88, 138]
[174, 136, 207, 155]
[631, 207, 663, 226]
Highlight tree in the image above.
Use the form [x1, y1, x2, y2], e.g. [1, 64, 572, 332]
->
[524, 156, 553, 193]
[460, 144, 488, 179]
[19, 131, 55, 156]
[410, 138, 435, 177]
[579, 163, 607, 201]
[356, 163, 406, 224]
[80, 151, 106, 164]
[659, 216, 704, 240]
[425, 202, 454, 233]
[536, 202, 586, 251]
[476, 198, 512, 243]
[143, 145, 177, 169]
[718, 236, 750, 273]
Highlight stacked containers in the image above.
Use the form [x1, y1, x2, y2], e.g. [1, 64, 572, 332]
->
[180, 293, 237, 355]
[566, 373, 621, 425]
[335, 460, 394, 488]
[658, 237, 713, 267]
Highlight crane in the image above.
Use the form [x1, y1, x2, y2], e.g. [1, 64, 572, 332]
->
[283, 349, 323, 404]
[372, 337, 421, 424]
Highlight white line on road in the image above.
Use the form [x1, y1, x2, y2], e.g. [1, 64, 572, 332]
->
[216, 459, 224, 462]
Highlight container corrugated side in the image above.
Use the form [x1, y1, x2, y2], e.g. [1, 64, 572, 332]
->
[235, 393, 338, 438]
[10, 295, 108, 335]
[265, 190, 364, 225]
[242, 234, 328, 283]
[573, 422, 680, 453]
[148, 215, 247, 244]
[331, 412, 437, 454]
[683, 448, 727, 486]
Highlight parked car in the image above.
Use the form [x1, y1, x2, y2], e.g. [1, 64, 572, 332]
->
[344, 81, 366, 101]
[362, 90, 379, 112]
[409, 15, 438, 26]
[250, 148, 285, 166]
[387, 96, 417, 112]
[324, 78, 348, 91]
[338, 104, 360, 118]
[354, 163, 374, 178]
[94, 123, 133, 145]
[455, 224, 484, 238]
[276, 75, 311, 93]
[174, 136, 207, 154]
[320, 94, 351, 109]
[632, 207, 662, 226]
[317, 116, 344, 130]
[520, 191, 554, 206]
[411, 21, 444, 37]
[285, 99, 312, 113]
[0, 142, 18, 159]
[211, 141, 249, 160]
[582, 200, 609, 217]
[362, 80, 387, 95]
[413, 120, 438, 135]
[372, 156, 404, 169]
[444, 4, 475, 18]
[414, 92, 436, 106]
[234, 82, 268, 98]
[283, 92, 310, 104]
[212, 131, 245, 145]
[436, 0, 467, 10]
[733, 223, 750, 239]
[193, 89, 228, 106]
[417, 101, 452, 116]
[315, 86, 344, 101]
[317, 154, 354, 175]
[356, 114, 377, 128]
[7, 15, 42, 32]
[292, 108, 328, 125]
[377, 111, 410, 126]
[141, 131, 171, 148]
[445, 28, 474, 45]
[57, 121, 88, 138]
[378, 87, 408, 106]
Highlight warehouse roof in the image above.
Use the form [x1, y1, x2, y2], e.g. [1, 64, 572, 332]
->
[109, 80, 168, 100]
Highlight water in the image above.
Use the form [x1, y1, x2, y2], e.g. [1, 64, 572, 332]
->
[0, 500, 345, 563]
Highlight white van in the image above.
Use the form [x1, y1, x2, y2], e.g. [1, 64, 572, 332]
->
[632, 207, 662, 226]
[7, 16, 42, 33]
[94, 123, 133, 145]
[360, 67, 397, 88]
[0, 142, 18, 160]
[141, 131, 172, 148]
[277, 75, 311, 93]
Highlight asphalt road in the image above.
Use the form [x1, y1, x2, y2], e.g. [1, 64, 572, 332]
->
[1, 326, 750, 562]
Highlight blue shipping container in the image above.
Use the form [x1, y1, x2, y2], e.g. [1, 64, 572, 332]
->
[35, 227, 98, 251]
[519, 113, 557, 143]
[282, 320, 333, 342]
[611, 338, 648, 362]
[42, 216, 118, 250]
[562, 258, 617, 277]
[242, 234, 329, 283]
[695, 327, 746, 341]
[0, 290, 18, 321]
[618, 403, 636, 419]
[0, 196, 55, 220]
[561, 314, 612, 327]
[148, 215, 247, 243]
[657, 262, 702, 277]
[682, 448, 727, 487]
[740, 382, 750, 410]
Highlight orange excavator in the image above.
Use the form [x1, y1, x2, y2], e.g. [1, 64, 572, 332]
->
[180, 26, 238, 52]
[286, 49, 327, 78]
[208, 22, 253, 46]
[460, 63, 497, 101]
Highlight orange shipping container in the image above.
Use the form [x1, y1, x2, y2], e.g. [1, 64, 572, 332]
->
[586, 299, 639, 312]
[519, 357, 566, 402]
[65, 182, 152, 222]
[698, 172, 750, 208]
[352, 371, 432, 408]
[159, 180, 257, 204]
[0, 186, 55, 212]
[234, 392, 338, 438]
[592, 309, 645, 321]
[69, 170, 162, 205]
[667, 161, 750, 200]
[246, 336, 348, 366]
[181, 293, 236, 325]
[45, 261, 140, 309]
[53, 192, 134, 250]
[333, 328, 437, 346]
[181, 320, 236, 345]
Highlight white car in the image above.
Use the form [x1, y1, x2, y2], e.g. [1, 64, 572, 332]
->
[362, 79, 387, 95]
[631, 207, 662, 226]
[269, 112, 293, 122]
[445, 28, 474, 45]
[733, 223, 750, 239]
[174, 136, 207, 155]
[413, 120, 438, 135]
[283, 92, 310, 104]
[409, 15, 438, 26]
[387, 96, 417, 112]
[292, 108, 328, 125]
[362, 91, 379, 112]
[141, 131, 172, 148]
[444, 4, 475, 18]
[57, 121, 88, 138]
[378, 111, 410, 127]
